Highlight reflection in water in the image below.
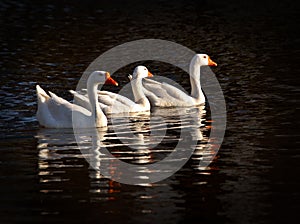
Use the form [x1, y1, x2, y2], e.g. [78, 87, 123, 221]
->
[35, 105, 218, 222]
[36, 129, 82, 187]
[75, 106, 210, 185]
[36, 108, 220, 223]
[36, 106, 212, 190]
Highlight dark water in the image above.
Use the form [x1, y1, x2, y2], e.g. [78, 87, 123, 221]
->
[1, 0, 299, 223]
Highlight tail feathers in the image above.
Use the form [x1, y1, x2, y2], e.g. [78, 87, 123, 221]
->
[48, 91, 64, 104]
[69, 90, 76, 95]
[69, 89, 88, 100]
[36, 85, 49, 103]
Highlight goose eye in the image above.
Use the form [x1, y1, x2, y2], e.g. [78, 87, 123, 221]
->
[144, 68, 146, 70]
[203, 56, 207, 59]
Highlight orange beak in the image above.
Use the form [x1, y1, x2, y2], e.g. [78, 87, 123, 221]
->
[148, 71, 153, 77]
[208, 57, 217, 66]
[104, 72, 118, 86]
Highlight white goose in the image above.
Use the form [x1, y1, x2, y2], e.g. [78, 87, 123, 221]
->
[36, 71, 118, 128]
[141, 54, 217, 107]
[70, 66, 153, 114]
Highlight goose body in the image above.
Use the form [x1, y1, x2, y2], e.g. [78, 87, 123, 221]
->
[142, 54, 217, 107]
[36, 71, 118, 128]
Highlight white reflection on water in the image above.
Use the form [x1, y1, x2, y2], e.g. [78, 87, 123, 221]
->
[77, 106, 207, 185]
[36, 106, 218, 188]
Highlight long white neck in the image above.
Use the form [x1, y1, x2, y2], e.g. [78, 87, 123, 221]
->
[87, 78, 107, 127]
[190, 62, 205, 103]
[132, 77, 150, 108]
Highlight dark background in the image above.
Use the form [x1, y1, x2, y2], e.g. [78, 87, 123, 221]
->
[0, 0, 299, 223]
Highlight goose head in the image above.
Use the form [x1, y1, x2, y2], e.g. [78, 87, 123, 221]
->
[132, 66, 153, 79]
[193, 54, 217, 67]
[89, 71, 118, 86]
